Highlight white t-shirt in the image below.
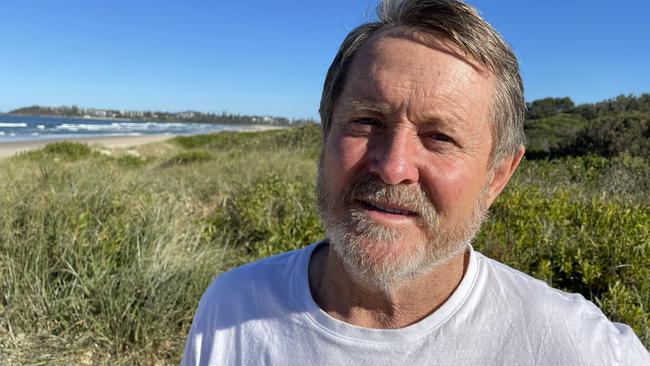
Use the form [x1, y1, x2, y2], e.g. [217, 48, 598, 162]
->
[181, 241, 649, 365]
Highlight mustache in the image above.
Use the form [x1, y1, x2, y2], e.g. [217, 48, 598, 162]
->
[344, 175, 437, 223]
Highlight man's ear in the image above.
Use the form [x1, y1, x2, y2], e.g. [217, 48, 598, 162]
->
[485, 145, 525, 207]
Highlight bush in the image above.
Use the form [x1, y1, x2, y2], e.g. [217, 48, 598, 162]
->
[43, 141, 93, 157]
[524, 113, 587, 155]
[18, 141, 94, 161]
[212, 173, 324, 259]
[162, 150, 213, 166]
[523, 94, 650, 159]
[511, 155, 650, 204]
[112, 154, 149, 168]
[558, 112, 650, 159]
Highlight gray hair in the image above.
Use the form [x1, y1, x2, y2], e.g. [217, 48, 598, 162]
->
[319, 0, 526, 167]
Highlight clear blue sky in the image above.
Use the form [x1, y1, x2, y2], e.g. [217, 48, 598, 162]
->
[1, 0, 648, 120]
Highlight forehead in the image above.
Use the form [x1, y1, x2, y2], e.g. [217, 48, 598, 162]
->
[336, 28, 494, 126]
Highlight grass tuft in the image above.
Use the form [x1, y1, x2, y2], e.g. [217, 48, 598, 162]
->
[162, 150, 213, 167]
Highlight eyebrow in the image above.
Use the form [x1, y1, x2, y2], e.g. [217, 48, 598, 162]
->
[348, 100, 393, 115]
[344, 99, 463, 134]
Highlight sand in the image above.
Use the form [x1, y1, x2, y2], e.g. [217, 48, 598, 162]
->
[0, 125, 287, 159]
[0, 135, 173, 159]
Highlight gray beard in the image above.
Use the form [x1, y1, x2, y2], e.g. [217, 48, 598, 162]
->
[316, 169, 489, 295]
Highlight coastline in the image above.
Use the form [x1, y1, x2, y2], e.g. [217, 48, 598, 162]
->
[0, 124, 284, 159]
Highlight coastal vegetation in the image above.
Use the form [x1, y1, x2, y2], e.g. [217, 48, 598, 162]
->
[0, 94, 649, 364]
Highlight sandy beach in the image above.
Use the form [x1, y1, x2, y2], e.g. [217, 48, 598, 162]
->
[0, 125, 285, 159]
[0, 134, 173, 159]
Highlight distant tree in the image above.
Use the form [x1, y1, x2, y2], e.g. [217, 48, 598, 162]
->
[572, 104, 599, 120]
[526, 97, 575, 119]
[573, 94, 650, 120]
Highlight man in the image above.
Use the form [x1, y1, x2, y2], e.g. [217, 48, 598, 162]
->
[182, 0, 649, 364]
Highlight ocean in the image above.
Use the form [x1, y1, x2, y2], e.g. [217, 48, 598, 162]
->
[0, 115, 247, 143]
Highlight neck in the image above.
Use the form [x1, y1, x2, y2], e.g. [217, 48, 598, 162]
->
[308, 242, 469, 329]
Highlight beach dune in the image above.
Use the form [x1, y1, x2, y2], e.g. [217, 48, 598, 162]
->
[0, 135, 173, 159]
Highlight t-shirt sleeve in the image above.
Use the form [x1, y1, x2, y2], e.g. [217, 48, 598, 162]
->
[614, 322, 650, 365]
[180, 319, 201, 366]
[180, 277, 222, 366]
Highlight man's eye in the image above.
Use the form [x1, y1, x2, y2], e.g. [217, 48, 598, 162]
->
[429, 133, 451, 142]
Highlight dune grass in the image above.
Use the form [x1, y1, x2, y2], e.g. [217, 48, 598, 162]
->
[0, 124, 647, 364]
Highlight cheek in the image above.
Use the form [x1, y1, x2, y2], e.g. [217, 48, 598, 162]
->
[422, 159, 487, 218]
[323, 133, 370, 189]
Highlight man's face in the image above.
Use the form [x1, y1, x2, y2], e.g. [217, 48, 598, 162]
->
[317, 29, 498, 291]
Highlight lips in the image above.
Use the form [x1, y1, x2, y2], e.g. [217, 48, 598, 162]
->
[358, 199, 418, 216]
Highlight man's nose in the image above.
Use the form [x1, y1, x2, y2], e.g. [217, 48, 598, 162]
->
[368, 130, 420, 185]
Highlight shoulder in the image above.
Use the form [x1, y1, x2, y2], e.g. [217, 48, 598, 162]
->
[202, 243, 313, 306]
[476, 253, 598, 310]
[181, 243, 320, 365]
[209, 247, 302, 290]
[472, 252, 649, 364]
[193, 242, 319, 324]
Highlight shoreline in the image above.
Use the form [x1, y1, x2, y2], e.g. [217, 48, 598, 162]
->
[0, 125, 284, 159]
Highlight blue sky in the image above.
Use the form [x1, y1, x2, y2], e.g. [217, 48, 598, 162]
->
[1, 0, 648, 120]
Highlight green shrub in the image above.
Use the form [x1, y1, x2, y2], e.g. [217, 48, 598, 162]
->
[17, 141, 94, 161]
[112, 154, 149, 168]
[558, 112, 650, 159]
[524, 113, 587, 155]
[43, 141, 93, 157]
[511, 155, 650, 204]
[523, 94, 650, 160]
[212, 173, 324, 258]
